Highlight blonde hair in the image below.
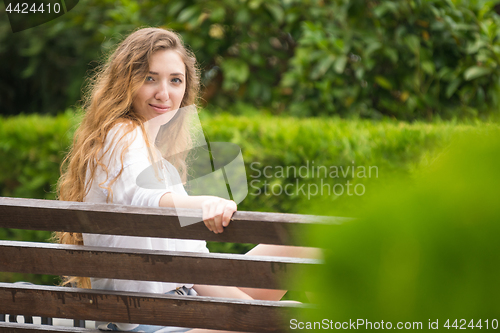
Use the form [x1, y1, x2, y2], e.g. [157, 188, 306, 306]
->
[55, 27, 200, 288]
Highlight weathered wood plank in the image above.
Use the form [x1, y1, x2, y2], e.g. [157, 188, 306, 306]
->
[0, 197, 342, 245]
[0, 241, 320, 290]
[0, 283, 306, 333]
[0, 322, 97, 332]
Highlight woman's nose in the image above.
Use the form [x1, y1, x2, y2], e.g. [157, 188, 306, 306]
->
[155, 82, 170, 101]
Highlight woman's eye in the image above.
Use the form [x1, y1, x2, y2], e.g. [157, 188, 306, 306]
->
[145, 76, 154, 82]
[172, 78, 183, 84]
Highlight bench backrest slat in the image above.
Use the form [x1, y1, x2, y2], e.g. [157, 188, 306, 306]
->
[0, 241, 319, 290]
[0, 283, 300, 333]
[0, 197, 339, 245]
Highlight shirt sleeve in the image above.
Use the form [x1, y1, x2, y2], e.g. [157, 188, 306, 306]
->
[100, 124, 174, 207]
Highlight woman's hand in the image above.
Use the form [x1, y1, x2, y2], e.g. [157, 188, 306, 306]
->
[201, 198, 237, 233]
[160, 193, 237, 232]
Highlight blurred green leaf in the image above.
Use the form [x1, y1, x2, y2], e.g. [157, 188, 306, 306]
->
[334, 55, 347, 74]
[404, 35, 420, 54]
[464, 66, 492, 80]
[178, 6, 200, 23]
[446, 78, 462, 98]
[220, 58, 249, 88]
[375, 76, 393, 90]
[311, 54, 335, 79]
[421, 61, 435, 75]
[264, 3, 284, 24]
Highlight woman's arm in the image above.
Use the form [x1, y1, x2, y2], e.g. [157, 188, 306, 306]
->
[160, 193, 255, 299]
[160, 192, 236, 234]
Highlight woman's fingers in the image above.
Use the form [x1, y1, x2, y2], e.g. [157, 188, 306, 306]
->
[202, 198, 237, 234]
[207, 199, 218, 233]
[222, 200, 237, 227]
[213, 200, 225, 233]
[201, 201, 213, 232]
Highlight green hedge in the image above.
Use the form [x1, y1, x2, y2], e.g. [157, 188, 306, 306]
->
[0, 111, 78, 199]
[0, 112, 496, 284]
[200, 112, 497, 215]
[1, 111, 488, 209]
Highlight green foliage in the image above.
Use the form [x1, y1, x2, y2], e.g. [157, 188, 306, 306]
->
[2, 0, 500, 119]
[0, 110, 77, 199]
[298, 129, 500, 324]
[202, 113, 493, 215]
[0, 0, 300, 114]
[0, 112, 496, 285]
[284, 0, 500, 119]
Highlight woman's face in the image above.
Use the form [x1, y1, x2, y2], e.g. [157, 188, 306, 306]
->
[132, 49, 186, 122]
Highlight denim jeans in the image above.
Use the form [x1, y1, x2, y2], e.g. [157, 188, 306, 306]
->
[98, 286, 195, 332]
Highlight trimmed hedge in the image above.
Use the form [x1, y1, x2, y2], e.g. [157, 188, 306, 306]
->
[0, 112, 496, 284]
[200, 113, 497, 215]
[0, 111, 78, 200]
[1, 111, 489, 209]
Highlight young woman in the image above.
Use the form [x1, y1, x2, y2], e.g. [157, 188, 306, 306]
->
[56, 27, 317, 333]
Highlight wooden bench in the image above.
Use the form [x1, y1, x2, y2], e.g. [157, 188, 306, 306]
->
[0, 197, 334, 332]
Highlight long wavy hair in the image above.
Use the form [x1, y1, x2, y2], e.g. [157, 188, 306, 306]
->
[54, 27, 200, 288]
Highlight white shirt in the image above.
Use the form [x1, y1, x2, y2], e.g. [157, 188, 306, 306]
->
[82, 123, 209, 295]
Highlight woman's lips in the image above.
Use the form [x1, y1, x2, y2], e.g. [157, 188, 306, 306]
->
[149, 104, 171, 113]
